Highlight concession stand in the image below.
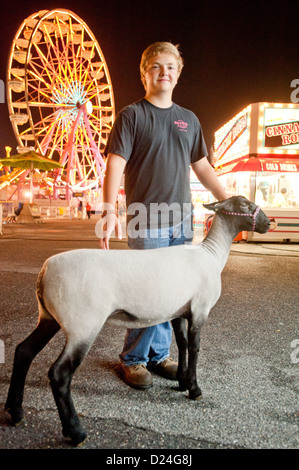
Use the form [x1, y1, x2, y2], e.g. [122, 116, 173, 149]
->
[213, 102, 299, 242]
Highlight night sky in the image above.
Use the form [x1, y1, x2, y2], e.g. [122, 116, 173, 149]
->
[0, 0, 298, 155]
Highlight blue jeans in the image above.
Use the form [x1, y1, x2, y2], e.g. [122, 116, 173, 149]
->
[119, 217, 193, 366]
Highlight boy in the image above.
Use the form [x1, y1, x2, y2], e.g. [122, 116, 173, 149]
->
[99, 42, 227, 389]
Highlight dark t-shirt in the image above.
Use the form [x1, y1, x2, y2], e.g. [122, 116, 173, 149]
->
[104, 99, 207, 228]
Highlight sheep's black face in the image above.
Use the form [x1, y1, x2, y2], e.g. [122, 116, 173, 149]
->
[229, 197, 271, 233]
[237, 198, 270, 233]
[203, 196, 271, 233]
[254, 207, 271, 233]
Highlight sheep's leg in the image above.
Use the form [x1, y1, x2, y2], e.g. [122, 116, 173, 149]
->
[172, 318, 188, 390]
[187, 320, 202, 401]
[5, 318, 60, 424]
[48, 340, 91, 446]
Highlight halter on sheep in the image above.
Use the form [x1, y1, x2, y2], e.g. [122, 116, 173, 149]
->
[222, 205, 261, 231]
[5, 196, 270, 446]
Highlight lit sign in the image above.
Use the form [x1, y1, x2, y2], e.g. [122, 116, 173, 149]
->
[265, 121, 299, 147]
[214, 103, 299, 175]
[265, 162, 298, 172]
[215, 113, 248, 161]
[263, 107, 299, 150]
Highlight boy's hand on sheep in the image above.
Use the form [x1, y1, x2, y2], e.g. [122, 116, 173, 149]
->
[96, 212, 122, 249]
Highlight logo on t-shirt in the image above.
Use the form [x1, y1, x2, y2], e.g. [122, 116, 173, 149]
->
[174, 120, 189, 132]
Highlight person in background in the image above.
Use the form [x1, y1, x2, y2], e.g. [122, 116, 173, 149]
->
[78, 200, 83, 219]
[86, 202, 91, 219]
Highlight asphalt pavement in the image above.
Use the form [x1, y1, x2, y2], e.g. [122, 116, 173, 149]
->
[0, 217, 298, 453]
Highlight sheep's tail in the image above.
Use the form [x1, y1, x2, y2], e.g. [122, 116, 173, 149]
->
[36, 264, 54, 321]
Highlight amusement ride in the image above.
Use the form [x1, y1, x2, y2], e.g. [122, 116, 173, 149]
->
[1, 8, 115, 200]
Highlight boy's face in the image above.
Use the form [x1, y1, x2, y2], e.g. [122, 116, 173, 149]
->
[144, 52, 180, 95]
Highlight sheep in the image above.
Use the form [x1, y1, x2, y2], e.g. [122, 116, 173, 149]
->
[5, 195, 270, 446]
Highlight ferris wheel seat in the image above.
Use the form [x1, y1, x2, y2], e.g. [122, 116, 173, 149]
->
[19, 135, 36, 142]
[54, 24, 69, 34]
[71, 23, 84, 32]
[15, 38, 29, 48]
[25, 18, 39, 28]
[13, 51, 28, 64]
[10, 69, 25, 77]
[90, 70, 104, 79]
[38, 10, 49, 17]
[82, 50, 95, 60]
[72, 34, 82, 44]
[9, 114, 29, 125]
[40, 21, 55, 34]
[23, 30, 43, 43]
[91, 61, 103, 68]
[8, 80, 25, 93]
[99, 93, 111, 102]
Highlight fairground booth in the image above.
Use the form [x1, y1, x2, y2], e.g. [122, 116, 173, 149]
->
[213, 102, 299, 242]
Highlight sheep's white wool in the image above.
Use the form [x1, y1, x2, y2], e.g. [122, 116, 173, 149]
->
[37, 196, 270, 345]
[40, 245, 219, 335]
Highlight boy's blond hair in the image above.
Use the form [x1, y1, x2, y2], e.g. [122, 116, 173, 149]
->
[140, 42, 184, 88]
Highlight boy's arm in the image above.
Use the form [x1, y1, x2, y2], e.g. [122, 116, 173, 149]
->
[191, 157, 227, 201]
[99, 153, 127, 249]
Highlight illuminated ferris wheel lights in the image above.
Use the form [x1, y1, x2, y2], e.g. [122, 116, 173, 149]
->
[7, 8, 115, 196]
[52, 81, 87, 107]
[86, 101, 93, 115]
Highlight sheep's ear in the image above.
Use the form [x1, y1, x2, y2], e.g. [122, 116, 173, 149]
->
[203, 196, 251, 213]
[203, 199, 228, 212]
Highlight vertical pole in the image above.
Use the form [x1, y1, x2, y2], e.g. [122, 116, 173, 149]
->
[30, 161, 33, 203]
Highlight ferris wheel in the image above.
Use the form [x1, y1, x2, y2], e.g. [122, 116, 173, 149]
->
[7, 8, 115, 195]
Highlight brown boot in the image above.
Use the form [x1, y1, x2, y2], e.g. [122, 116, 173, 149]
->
[148, 358, 178, 380]
[120, 363, 153, 390]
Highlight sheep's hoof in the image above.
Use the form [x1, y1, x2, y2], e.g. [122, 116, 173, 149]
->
[194, 394, 202, 401]
[5, 406, 25, 426]
[63, 428, 88, 447]
[76, 436, 88, 447]
[13, 416, 27, 427]
[188, 389, 202, 401]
